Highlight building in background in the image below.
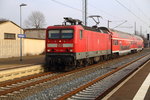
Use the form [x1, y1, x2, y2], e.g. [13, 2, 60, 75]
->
[0, 20, 23, 58]
[0, 20, 46, 58]
[24, 28, 46, 39]
[24, 29, 46, 56]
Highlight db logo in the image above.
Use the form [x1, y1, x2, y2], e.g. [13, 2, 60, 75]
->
[57, 44, 63, 47]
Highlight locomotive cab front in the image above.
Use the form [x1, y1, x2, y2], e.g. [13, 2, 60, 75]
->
[47, 29, 74, 52]
[46, 26, 77, 70]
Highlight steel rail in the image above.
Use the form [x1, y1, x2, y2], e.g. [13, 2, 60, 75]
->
[0, 72, 53, 87]
[0, 61, 105, 96]
[57, 55, 148, 100]
[96, 59, 150, 100]
[0, 52, 148, 96]
[0, 59, 108, 96]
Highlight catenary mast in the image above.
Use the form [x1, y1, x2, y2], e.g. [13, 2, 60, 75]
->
[82, 0, 87, 26]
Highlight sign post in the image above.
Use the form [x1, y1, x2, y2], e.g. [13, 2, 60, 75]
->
[18, 34, 26, 61]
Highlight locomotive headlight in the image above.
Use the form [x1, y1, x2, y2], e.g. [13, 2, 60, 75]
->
[47, 49, 51, 52]
[70, 49, 73, 52]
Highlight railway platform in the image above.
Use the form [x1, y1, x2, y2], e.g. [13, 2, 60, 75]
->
[103, 59, 150, 100]
[0, 55, 45, 69]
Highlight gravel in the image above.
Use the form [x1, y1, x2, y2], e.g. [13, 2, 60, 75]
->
[24, 52, 150, 100]
[0, 50, 149, 100]
[69, 54, 150, 99]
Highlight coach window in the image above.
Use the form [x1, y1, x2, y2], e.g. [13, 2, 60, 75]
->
[116, 40, 118, 45]
[113, 40, 118, 45]
[80, 30, 83, 39]
[4, 33, 16, 39]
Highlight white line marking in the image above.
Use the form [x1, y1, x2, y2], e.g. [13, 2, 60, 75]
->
[133, 73, 150, 100]
[102, 60, 150, 100]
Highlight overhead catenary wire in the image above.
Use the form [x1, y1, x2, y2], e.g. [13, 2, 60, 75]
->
[50, 0, 126, 21]
[132, 0, 150, 21]
[50, 0, 127, 22]
[114, 0, 149, 26]
[88, 3, 131, 28]
[88, 4, 127, 21]
[50, 0, 129, 30]
[50, 0, 149, 32]
[51, 0, 82, 12]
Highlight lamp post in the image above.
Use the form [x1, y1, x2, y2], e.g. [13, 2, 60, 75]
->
[20, 3, 27, 61]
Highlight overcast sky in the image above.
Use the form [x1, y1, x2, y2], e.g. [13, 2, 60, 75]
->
[0, 0, 150, 36]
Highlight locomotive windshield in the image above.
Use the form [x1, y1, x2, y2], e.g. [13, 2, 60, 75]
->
[48, 29, 73, 39]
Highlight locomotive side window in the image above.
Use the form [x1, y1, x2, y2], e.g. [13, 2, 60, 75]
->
[80, 30, 83, 39]
[61, 30, 73, 39]
[48, 30, 60, 39]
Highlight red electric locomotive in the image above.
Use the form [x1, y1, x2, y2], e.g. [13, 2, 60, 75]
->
[45, 17, 143, 71]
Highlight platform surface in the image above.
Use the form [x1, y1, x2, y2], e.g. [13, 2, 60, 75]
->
[0, 55, 45, 69]
[106, 60, 150, 100]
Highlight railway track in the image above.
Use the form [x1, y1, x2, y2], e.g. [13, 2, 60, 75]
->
[0, 63, 103, 97]
[0, 71, 65, 95]
[0, 49, 149, 100]
[0, 60, 107, 97]
[57, 53, 150, 100]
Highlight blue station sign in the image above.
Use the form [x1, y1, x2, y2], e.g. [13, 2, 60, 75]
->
[18, 34, 26, 38]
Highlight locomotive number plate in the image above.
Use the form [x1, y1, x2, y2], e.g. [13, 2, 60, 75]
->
[57, 44, 63, 47]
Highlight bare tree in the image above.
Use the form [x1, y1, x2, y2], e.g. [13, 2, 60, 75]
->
[24, 11, 46, 28]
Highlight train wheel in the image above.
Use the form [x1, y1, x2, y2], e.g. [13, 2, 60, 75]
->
[83, 59, 89, 67]
[103, 55, 108, 61]
[76, 60, 83, 68]
[89, 58, 94, 65]
[94, 56, 100, 64]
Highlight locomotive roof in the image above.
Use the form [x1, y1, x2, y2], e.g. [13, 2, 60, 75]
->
[82, 26, 110, 34]
[110, 29, 132, 35]
[51, 24, 143, 40]
[53, 24, 110, 34]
